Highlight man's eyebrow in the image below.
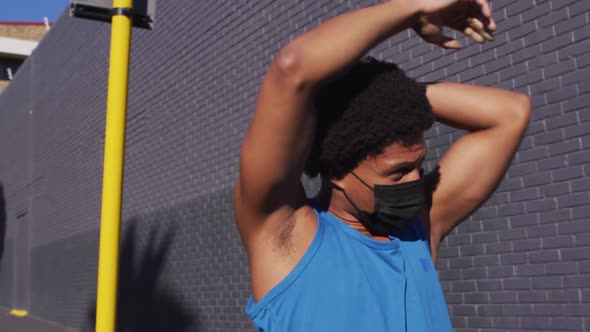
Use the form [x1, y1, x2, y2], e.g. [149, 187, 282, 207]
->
[387, 153, 427, 172]
[383, 161, 416, 174]
[390, 161, 415, 169]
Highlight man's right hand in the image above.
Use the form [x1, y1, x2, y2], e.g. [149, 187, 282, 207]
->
[410, 0, 496, 49]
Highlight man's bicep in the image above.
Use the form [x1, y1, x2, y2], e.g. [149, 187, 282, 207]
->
[428, 126, 525, 240]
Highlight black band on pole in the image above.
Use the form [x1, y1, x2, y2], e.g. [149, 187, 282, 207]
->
[111, 7, 134, 17]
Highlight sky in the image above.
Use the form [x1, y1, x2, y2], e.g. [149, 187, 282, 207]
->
[0, 0, 70, 23]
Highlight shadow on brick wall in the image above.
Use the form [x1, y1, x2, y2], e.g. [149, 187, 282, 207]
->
[86, 219, 196, 331]
[0, 182, 5, 261]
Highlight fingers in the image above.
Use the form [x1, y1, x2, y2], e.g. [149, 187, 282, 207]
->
[431, 33, 463, 49]
[473, 0, 496, 30]
[455, 1, 495, 44]
[416, 25, 463, 49]
[473, 0, 491, 18]
[463, 26, 483, 44]
[441, 38, 463, 49]
[487, 16, 497, 31]
[414, 17, 463, 50]
[467, 18, 494, 42]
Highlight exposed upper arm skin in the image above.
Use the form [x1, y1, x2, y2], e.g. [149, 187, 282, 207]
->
[424, 83, 532, 243]
[234, 48, 316, 246]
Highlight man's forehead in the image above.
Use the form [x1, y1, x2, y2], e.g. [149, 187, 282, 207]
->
[359, 138, 426, 171]
[377, 142, 426, 162]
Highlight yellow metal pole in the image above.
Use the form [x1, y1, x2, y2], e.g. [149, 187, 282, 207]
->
[95, 1, 133, 331]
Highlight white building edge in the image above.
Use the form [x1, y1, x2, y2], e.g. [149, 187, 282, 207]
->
[0, 37, 39, 59]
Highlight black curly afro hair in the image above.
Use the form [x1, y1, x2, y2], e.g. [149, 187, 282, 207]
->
[304, 56, 434, 180]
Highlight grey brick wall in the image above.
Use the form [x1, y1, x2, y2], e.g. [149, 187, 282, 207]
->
[0, 1, 588, 331]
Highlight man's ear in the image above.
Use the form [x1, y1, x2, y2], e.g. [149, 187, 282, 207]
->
[329, 177, 347, 192]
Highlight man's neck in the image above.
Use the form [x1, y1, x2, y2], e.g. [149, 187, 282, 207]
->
[316, 180, 392, 242]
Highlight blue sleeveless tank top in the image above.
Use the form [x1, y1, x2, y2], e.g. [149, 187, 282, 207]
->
[245, 205, 452, 331]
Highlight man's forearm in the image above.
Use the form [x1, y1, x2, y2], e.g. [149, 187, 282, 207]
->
[281, 0, 420, 86]
[425, 82, 531, 131]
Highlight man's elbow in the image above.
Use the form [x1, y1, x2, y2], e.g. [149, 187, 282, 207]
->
[511, 93, 532, 128]
[498, 93, 532, 133]
[271, 46, 310, 92]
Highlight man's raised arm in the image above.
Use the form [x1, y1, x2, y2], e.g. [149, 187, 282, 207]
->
[424, 83, 531, 256]
[234, 1, 421, 244]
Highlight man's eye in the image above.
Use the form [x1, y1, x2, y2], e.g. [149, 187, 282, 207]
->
[391, 167, 421, 180]
[391, 170, 409, 180]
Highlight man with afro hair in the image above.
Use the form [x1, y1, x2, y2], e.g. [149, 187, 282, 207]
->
[234, 0, 531, 331]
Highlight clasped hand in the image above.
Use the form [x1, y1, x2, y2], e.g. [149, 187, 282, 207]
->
[409, 0, 497, 49]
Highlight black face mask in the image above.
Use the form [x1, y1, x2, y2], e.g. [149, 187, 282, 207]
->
[334, 169, 425, 236]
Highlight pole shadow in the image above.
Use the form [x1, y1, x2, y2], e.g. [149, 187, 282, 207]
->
[86, 218, 195, 331]
[0, 182, 6, 261]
